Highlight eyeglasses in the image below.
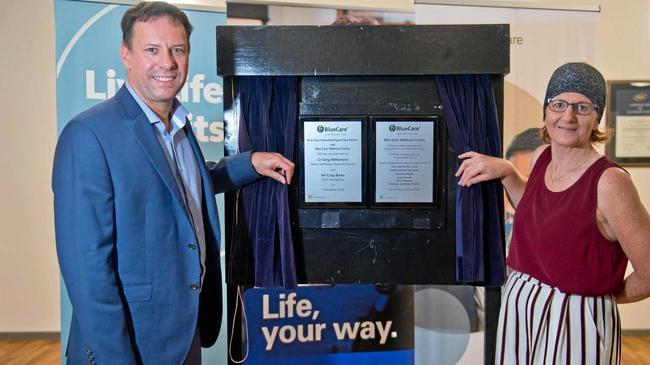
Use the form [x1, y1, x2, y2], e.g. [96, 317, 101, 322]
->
[547, 98, 599, 115]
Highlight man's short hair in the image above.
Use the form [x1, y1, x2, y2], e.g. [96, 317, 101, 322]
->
[505, 127, 543, 160]
[121, 1, 193, 49]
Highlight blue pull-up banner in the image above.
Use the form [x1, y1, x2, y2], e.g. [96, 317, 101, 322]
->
[54, 1, 227, 363]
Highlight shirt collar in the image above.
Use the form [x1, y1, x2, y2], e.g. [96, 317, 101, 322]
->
[125, 81, 189, 131]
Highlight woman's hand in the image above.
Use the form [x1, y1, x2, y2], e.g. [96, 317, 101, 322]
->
[455, 151, 528, 208]
[455, 151, 514, 187]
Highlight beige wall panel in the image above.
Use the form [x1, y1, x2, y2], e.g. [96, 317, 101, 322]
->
[0, 0, 59, 332]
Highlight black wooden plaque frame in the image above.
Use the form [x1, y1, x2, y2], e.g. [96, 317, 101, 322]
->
[217, 25, 509, 76]
[219, 25, 509, 365]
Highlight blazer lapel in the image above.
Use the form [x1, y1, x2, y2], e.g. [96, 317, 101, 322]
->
[117, 87, 188, 217]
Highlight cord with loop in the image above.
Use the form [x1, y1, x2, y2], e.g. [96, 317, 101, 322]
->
[228, 285, 249, 364]
[229, 189, 249, 364]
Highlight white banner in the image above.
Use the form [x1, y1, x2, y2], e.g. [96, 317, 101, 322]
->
[416, 4, 597, 145]
[414, 5, 597, 364]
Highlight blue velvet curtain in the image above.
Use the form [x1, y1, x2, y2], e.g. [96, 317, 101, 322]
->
[230, 76, 298, 289]
[435, 74, 506, 287]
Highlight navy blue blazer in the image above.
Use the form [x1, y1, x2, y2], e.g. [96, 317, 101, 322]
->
[52, 86, 258, 364]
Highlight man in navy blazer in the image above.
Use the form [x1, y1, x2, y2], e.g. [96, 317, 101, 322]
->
[52, 2, 294, 364]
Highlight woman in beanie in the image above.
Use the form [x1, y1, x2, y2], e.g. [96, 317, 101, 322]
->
[456, 62, 650, 364]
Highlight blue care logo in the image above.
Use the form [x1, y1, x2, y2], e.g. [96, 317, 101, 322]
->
[389, 124, 421, 132]
[317, 125, 348, 133]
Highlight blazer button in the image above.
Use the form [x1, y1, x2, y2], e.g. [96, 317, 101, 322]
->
[188, 243, 197, 250]
[189, 283, 199, 291]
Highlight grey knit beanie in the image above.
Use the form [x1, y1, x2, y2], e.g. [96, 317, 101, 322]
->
[543, 62, 606, 121]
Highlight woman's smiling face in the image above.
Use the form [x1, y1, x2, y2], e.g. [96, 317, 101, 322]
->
[544, 92, 599, 148]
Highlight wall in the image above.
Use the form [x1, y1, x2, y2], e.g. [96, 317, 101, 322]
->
[1, 0, 649, 334]
[268, 5, 337, 25]
[0, 0, 59, 333]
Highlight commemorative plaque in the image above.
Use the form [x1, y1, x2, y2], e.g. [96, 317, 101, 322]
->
[303, 120, 363, 203]
[375, 120, 435, 203]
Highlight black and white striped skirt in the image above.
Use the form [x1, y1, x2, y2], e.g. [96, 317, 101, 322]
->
[496, 270, 621, 365]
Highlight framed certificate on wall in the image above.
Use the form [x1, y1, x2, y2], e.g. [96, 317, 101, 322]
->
[606, 81, 650, 166]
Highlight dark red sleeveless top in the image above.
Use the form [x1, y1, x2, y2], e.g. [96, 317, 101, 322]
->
[507, 147, 628, 296]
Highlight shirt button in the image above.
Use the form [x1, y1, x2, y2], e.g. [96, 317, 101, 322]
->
[188, 243, 197, 250]
[189, 283, 199, 291]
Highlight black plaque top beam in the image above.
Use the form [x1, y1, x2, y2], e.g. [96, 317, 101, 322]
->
[216, 24, 509, 76]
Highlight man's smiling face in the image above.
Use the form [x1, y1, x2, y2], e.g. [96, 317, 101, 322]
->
[120, 15, 189, 117]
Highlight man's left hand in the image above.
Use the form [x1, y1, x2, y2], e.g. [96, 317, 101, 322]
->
[251, 152, 295, 184]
